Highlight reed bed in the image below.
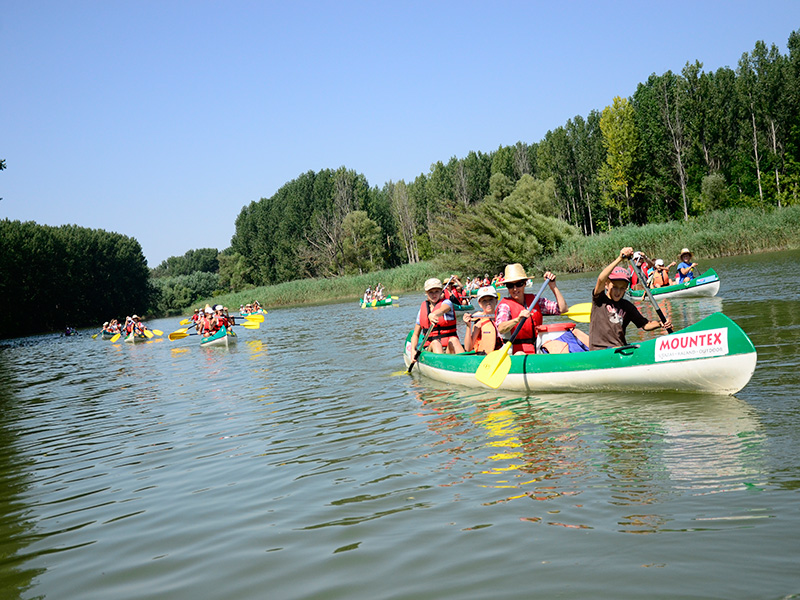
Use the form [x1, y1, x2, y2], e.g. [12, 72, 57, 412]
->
[543, 206, 800, 273]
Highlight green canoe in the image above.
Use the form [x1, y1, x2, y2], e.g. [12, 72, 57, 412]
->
[629, 268, 720, 300]
[403, 312, 756, 395]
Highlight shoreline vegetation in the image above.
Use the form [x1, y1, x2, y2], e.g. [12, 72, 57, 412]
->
[194, 206, 800, 313]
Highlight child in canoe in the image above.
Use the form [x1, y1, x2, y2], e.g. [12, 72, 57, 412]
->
[589, 247, 672, 350]
[410, 278, 465, 354]
[463, 286, 502, 354]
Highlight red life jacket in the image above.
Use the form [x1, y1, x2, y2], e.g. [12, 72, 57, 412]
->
[419, 300, 458, 346]
[498, 294, 543, 354]
[474, 317, 501, 354]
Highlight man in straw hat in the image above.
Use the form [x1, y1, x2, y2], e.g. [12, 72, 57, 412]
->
[409, 277, 465, 355]
[589, 247, 672, 351]
[675, 248, 698, 284]
[495, 263, 569, 354]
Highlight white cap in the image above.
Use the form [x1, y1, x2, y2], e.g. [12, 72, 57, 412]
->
[655, 258, 664, 266]
[424, 277, 443, 291]
[476, 286, 498, 300]
[632, 251, 642, 260]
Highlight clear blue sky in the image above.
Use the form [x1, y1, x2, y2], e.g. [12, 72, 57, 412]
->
[2, 1, 799, 267]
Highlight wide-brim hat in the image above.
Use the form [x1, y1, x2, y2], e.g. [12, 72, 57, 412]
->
[679, 247, 693, 257]
[503, 263, 528, 283]
[608, 267, 631, 282]
[424, 277, 443, 291]
[476, 286, 498, 300]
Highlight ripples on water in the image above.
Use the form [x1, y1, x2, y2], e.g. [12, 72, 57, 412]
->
[1, 251, 799, 599]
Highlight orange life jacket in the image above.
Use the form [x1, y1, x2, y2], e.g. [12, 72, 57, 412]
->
[474, 317, 501, 354]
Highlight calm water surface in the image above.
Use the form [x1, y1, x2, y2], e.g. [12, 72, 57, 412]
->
[1, 250, 799, 599]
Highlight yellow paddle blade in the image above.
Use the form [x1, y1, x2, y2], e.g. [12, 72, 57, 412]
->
[144, 329, 154, 339]
[110, 333, 121, 343]
[241, 321, 260, 329]
[168, 331, 190, 341]
[151, 329, 163, 336]
[474, 342, 513, 388]
[92, 333, 99, 339]
[561, 302, 592, 323]
[179, 318, 192, 325]
[243, 314, 264, 322]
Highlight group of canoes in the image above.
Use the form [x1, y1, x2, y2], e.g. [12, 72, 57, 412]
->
[97, 315, 163, 343]
[404, 248, 756, 395]
[167, 303, 265, 347]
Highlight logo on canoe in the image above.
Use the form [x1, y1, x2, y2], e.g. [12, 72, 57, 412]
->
[654, 328, 728, 362]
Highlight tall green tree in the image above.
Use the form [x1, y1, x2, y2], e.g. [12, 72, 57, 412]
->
[598, 96, 639, 225]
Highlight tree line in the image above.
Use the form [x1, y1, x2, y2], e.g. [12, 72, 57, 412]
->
[0, 220, 154, 339]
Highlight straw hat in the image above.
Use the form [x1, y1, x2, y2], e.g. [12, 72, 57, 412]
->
[424, 277, 443, 291]
[679, 248, 693, 257]
[503, 263, 528, 283]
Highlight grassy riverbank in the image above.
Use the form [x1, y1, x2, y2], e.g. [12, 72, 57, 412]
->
[195, 206, 800, 311]
[543, 206, 800, 273]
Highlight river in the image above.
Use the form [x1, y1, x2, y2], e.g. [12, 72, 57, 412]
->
[1, 250, 799, 599]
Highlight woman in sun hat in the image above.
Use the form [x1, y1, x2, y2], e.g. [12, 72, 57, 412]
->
[589, 247, 672, 350]
[495, 263, 568, 354]
[676, 248, 698, 283]
[409, 277, 465, 354]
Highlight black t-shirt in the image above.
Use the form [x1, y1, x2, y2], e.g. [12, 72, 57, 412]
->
[588, 292, 649, 350]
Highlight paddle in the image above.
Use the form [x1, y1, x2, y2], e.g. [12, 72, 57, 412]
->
[629, 259, 673, 334]
[475, 279, 550, 389]
[406, 323, 436, 374]
[406, 275, 456, 373]
[168, 330, 199, 341]
[560, 302, 592, 323]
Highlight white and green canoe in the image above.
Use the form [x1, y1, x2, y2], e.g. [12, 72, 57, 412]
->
[403, 312, 756, 395]
[124, 332, 148, 343]
[630, 268, 720, 300]
[200, 326, 237, 348]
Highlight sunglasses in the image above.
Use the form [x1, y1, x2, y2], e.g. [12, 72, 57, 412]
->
[506, 281, 526, 289]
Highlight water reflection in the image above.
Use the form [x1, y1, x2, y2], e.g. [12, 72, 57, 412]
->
[0, 347, 49, 597]
[413, 385, 765, 534]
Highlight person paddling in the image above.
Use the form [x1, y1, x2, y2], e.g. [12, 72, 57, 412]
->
[409, 278, 464, 354]
[589, 247, 672, 350]
[495, 264, 567, 354]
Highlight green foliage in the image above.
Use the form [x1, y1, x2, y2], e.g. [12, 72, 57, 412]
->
[341, 211, 384, 274]
[547, 206, 800, 272]
[151, 248, 219, 278]
[442, 177, 580, 273]
[699, 172, 730, 211]
[150, 271, 220, 315]
[0, 220, 153, 338]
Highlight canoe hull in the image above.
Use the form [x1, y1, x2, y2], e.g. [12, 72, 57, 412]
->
[360, 298, 393, 308]
[124, 333, 147, 343]
[200, 326, 237, 348]
[630, 269, 720, 299]
[403, 312, 756, 395]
